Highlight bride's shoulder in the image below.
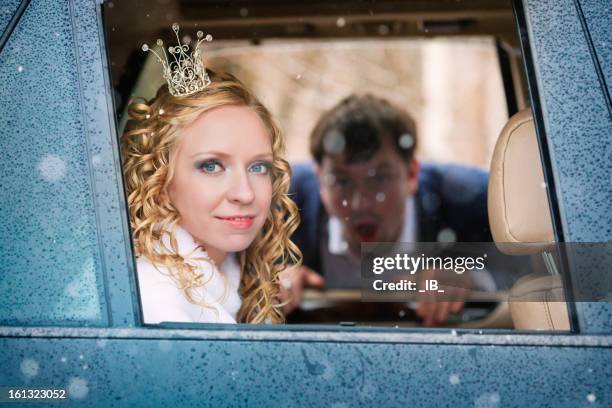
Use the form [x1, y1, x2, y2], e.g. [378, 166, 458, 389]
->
[134, 255, 177, 287]
[134, 255, 198, 323]
[135, 254, 162, 274]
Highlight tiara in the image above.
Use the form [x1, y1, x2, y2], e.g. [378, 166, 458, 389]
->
[142, 23, 213, 97]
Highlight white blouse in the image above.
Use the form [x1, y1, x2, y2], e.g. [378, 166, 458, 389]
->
[136, 226, 242, 324]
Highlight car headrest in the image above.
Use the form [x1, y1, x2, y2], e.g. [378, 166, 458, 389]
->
[488, 108, 555, 255]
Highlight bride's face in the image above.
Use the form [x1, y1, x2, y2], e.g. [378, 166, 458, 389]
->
[168, 105, 273, 263]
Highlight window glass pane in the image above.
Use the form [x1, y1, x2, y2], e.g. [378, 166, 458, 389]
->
[0, 0, 22, 33]
[0, 0, 107, 325]
[576, 1, 612, 98]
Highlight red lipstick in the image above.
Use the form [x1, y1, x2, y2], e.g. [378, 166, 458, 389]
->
[215, 215, 255, 229]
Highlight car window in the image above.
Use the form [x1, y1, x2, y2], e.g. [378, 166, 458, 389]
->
[0, 0, 108, 326]
[103, 0, 574, 331]
[574, 0, 612, 101]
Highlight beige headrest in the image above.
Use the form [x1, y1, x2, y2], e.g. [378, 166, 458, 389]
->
[488, 109, 555, 255]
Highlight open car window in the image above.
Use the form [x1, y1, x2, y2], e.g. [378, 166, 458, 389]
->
[103, 0, 580, 332]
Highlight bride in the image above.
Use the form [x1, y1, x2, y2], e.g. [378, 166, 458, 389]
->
[121, 26, 300, 324]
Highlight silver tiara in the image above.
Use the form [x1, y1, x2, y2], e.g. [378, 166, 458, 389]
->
[142, 23, 213, 97]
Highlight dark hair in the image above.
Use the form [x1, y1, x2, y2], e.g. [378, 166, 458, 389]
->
[310, 94, 417, 165]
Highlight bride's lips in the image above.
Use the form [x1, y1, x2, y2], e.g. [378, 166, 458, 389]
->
[215, 215, 255, 229]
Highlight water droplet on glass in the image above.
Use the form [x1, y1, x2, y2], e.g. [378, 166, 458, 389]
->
[38, 154, 66, 182]
[323, 130, 346, 154]
[20, 359, 39, 379]
[475, 392, 500, 408]
[376, 192, 385, 202]
[437, 228, 457, 244]
[342, 199, 348, 207]
[449, 373, 460, 385]
[79, 354, 84, 360]
[17, 65, 23, 73]
[65, 280, 81, 298]
[323, 173, 336, 186]
[399, 133, 414, 149]
[280, 278, 291, 289]
[398, 309, 406, 317]
[336, 17, 346, 27]
[586, 394, 596, 403]
[61, 357, 67, 363]
[67, 377, 89, 400]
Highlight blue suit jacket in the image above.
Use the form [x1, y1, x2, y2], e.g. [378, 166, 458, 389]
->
[289, 161, 494, 277]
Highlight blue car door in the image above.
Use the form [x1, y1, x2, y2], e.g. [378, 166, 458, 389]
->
[1, 0, 610, 406]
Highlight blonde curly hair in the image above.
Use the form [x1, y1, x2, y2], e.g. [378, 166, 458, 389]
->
[121, 71, 301, 324]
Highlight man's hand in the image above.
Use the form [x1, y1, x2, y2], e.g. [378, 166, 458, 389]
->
[415, 269, 471, 327]
[278, 265, 325, 315]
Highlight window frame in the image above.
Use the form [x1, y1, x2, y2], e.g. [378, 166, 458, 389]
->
[512, 0, 582, 332]
[100, 0, 582, 336]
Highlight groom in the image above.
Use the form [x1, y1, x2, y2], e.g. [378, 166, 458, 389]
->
[283, 94, 503, 325]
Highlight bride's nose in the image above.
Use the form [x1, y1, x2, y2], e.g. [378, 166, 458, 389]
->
[226, 168, 255, 204]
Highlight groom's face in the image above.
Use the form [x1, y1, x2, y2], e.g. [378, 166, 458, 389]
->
[317, 137, 419, 255]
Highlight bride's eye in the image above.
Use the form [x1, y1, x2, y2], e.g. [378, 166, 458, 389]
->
[197, 159, 224, 174]
[249, 161, 271, 175]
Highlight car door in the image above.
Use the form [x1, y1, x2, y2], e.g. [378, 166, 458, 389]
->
[0, 0, 610, 406]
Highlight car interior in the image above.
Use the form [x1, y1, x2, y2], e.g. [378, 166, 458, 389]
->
[488, 108, 570, 330]
[104, 0, 571, 331]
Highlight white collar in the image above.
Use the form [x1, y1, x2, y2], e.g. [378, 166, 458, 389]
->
[328, 197, 416, 255]
[160, 224, 237, 271]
